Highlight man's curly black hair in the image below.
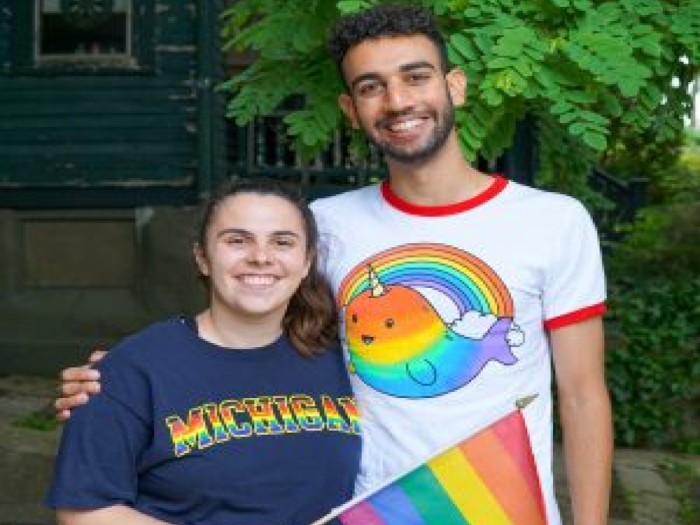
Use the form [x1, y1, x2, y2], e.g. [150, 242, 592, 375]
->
[327, 3, 449, 78]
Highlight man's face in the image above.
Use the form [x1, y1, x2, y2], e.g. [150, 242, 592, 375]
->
[338, 35, 465, 165]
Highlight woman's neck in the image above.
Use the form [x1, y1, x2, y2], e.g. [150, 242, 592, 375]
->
[195, 308, 283, 349]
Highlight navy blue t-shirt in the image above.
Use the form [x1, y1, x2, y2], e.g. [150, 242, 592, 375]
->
[46, 318, 361, 525]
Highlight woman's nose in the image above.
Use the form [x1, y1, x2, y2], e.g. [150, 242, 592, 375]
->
[247, 243, 272, 264]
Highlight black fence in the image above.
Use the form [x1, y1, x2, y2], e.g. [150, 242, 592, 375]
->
[227, 114, 647, 243]
[590, 167, 647, 245]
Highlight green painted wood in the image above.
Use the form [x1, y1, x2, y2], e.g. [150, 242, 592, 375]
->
[0, 114, 192, 130]
[158, 52, 197, 72]
[0, 86, 192, 102]
[0, 77, 191, 88]
[0, 127, 191, 145]
[0, 101, 192, 117]
[0, 161, 195, 186]
[0, 142, 196, 156]
[0, 0, 232, 205]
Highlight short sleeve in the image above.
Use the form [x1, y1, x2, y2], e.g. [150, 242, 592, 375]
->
[45, 362, 150, 510]
[542, 200, 606, 330]
[311, 200, 344, 279]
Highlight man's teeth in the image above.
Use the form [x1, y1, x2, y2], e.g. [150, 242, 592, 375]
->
[390, 119, 422, 131]
[241, 275, 276, 285]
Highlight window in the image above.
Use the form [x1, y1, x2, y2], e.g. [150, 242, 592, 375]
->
[36, 0, 134, 67]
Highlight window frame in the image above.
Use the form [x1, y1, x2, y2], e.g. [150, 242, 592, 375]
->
[9, 0, 154, 75]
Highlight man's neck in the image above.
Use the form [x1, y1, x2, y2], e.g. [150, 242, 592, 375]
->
[385, 138, 492, 206]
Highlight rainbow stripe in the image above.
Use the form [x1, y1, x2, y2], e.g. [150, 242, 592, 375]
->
[338, 244, 513, 318]
[338, 410, 547, 525]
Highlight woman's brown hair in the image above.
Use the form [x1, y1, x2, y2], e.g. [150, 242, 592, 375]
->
[195, 179, 338, 356]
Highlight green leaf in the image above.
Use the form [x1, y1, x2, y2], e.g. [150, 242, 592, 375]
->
[582, 131, 607, 150]
[449, 34, 478, 61]
[487, 57, 515, 70]
[336, 1, 370, 14]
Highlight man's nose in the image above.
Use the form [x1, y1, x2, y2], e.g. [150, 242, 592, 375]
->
[384, 79, 414, 112]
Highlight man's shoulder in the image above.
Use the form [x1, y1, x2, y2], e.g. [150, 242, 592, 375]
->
[505, 181, 590, 218]
[310, 184, 380, 214]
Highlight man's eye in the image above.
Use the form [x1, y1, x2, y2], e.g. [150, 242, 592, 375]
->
[357, 82, 383, 97]
[225, 236, 246, 245]
[406, 72, 431, 84]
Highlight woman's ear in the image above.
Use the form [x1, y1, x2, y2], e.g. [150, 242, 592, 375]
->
[446, 67, 467, 106]
[193, 243, 209, 277]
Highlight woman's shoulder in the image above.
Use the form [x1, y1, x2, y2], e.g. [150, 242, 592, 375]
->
[292, 342, 350, 380]
[98, 317, 189, 370]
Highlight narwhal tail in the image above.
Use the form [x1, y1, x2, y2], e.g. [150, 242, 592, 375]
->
[483, 317, 518, 365]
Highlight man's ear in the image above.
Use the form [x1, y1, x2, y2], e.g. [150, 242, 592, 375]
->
[338, 93, 359, 129]
[446, 67, 467, 106]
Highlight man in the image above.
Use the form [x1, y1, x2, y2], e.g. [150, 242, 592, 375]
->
[56, 3, 612, 524]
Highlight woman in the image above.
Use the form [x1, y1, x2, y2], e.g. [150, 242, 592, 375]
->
[46, 181, 361, 525]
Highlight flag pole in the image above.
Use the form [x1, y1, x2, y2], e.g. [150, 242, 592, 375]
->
[306, 395, 538, 525]
[516, 393, 538, 410]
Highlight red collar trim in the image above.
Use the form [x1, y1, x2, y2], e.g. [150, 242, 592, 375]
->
[380, 175, 509, 217]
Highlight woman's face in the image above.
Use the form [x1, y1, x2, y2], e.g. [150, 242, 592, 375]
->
[194, 193, 311, 326]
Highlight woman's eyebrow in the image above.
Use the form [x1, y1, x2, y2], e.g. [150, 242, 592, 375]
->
[216, 228, 300, 238]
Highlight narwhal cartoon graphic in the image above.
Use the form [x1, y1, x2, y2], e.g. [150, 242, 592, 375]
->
[343, 266, 518, 398]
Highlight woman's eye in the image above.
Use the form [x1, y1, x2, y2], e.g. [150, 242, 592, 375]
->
[274, 237, 295, 248]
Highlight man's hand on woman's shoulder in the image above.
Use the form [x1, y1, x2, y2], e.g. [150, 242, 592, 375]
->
[55, 349, 107, 422]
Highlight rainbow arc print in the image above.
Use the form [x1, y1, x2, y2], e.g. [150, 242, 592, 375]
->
[338, 243, 514, 318]
[313, 407, 547, 525]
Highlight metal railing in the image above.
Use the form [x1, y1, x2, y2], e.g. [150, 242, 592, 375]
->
[228, 114, 647, 238]
[228, 112, 385, 199]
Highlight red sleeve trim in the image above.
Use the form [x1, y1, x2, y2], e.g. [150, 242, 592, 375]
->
[544, 303, 607, 331]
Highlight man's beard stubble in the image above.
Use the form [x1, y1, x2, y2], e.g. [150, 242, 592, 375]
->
[364, 96, 455, 165]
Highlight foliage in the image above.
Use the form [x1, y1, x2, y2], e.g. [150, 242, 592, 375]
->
[220, 0, 699, 190]
[602, 121, 700, 453]
[610, 202, 700, 277]
[657, 457, 700, 523]
[666, 128, 700, 202]
[13, 411, 60, 432]
[600, 126, 684, 203]
[607, 128, 700, 278]
[605, 274, 700, 452]
[601, 125, 700, 205]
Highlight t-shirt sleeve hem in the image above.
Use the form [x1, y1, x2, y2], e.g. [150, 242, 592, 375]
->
[544, 302, 606, 330]
[44, 495, 130, 510]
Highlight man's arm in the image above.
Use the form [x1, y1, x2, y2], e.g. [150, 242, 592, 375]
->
[58, 505, 173, 525]
[551, 316, 612, 525]
[55, 349, 106, 421]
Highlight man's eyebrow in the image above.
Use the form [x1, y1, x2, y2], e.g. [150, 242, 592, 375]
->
[350, 61, 438, 91]
[398, 61, 437, 73]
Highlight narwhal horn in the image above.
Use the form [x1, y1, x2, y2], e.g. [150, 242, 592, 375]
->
[367, 265, 386, 297]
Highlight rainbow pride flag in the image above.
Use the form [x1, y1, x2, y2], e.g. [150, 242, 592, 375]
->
[309, 399, 547, 525]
